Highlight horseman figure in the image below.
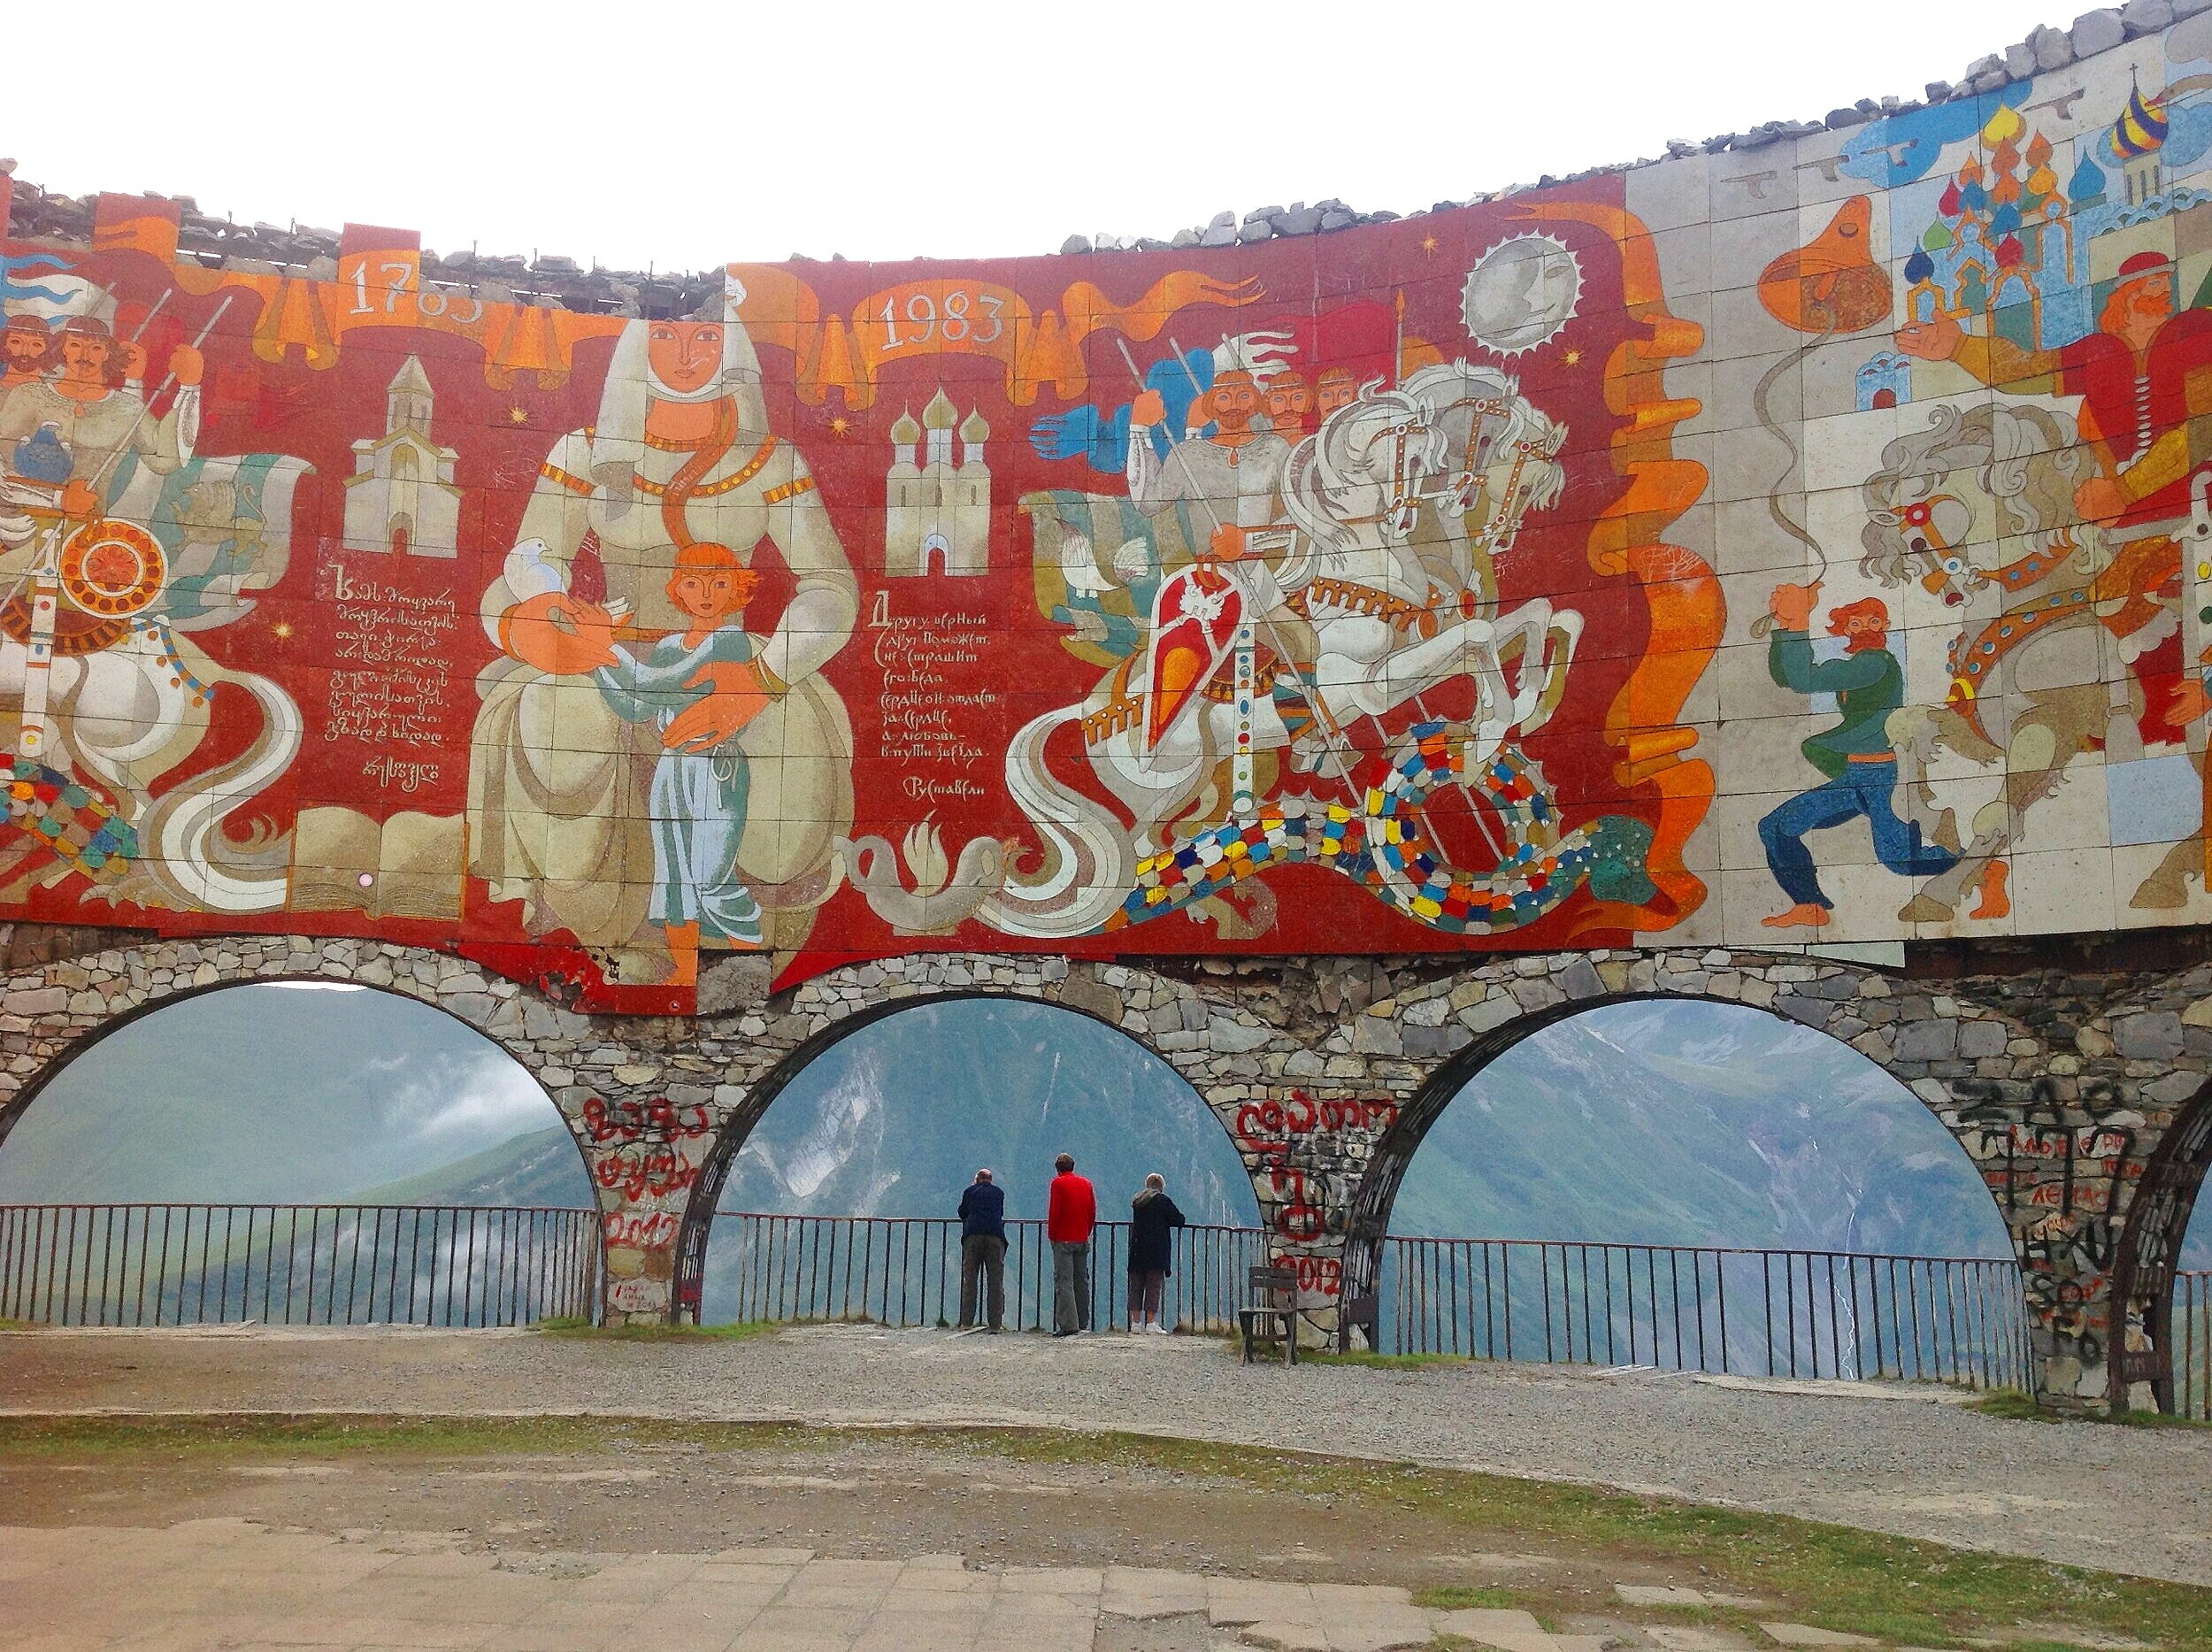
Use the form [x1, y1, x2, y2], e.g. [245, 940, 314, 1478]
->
[1860, 402, 2169, 922]
[843, 357, 1613, 942]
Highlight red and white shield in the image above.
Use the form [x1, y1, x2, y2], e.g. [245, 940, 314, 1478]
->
[1143, 563, 1242, 749]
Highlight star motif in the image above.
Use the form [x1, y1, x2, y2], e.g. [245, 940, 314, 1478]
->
[827, 415, 852, 439]
[1563, 349, 1582, 365]
[270, 619, 293, 640]
[507, 406, 531, 426]
[1419, 235, 1440, 257]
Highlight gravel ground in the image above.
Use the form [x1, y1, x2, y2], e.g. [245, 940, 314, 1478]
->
[2, 1323, 2206, 1587]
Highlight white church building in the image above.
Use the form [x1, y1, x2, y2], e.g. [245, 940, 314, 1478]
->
[342, 356, 463, 558]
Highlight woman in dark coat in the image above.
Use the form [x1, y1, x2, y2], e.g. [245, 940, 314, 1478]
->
[1126, 1173, 1187, 1333]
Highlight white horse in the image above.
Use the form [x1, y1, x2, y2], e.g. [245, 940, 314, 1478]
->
[845, 369, 1583, 939]
[0, 615, 301, 912]
[1278, 369, 1579, 763]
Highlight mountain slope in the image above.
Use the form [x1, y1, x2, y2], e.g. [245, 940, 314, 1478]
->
[347, 1126, 594, 1209]
[1390, 1002, 2015, 1258]
[718, 999, 1258, 1225]
[0, 982, 570, 1205]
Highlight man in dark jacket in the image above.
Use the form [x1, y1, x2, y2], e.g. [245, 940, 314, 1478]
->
[1127, 1173, 1187, 1333]
[956, 1168, 1006, 1332]
[1046, 1153, 1096, 1336]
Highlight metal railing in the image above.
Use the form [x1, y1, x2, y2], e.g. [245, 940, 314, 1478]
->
[2177, 1272, 2212, 1418]
[0, 1203, 602, 1329]
[702, 1213, 1266, 1333]
[0, 1201, 2039, 1395]
[1382, 1238, 2031, 1390]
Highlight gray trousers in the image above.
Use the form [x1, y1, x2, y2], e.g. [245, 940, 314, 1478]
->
[1051, 1239, 1091, 1333]
[959, 1234, 1005, 1329]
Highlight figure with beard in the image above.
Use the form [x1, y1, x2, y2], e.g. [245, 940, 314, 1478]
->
[1125, 370, 1320, 771]
[1757, 582, 1958, 929]
[0, 316, 202, 513]
[1, 316, 49, 391]
[1126, 369, 1289, 542]
[1260, 370, 1311, 441]
[1897, 250, 2212, 531]
[1900, 249, 2212, 908]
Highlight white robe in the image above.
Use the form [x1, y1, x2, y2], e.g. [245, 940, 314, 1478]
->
[467, 417, 856, 961]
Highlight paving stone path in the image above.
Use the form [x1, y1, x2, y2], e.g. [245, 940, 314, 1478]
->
[4, 1325, 2209, 1586]
[0, 1519, 1992, 1652]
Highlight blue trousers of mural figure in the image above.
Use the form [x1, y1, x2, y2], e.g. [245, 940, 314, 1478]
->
[1758, 759, 1958, 909]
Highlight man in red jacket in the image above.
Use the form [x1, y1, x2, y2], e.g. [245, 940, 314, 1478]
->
[1046, 1152, 1097, 1336]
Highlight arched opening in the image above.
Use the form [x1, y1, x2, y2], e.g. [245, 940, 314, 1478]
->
[1345, 995, 2024, 1383]
[2113, 1080, 2212, 1412]
[675, 992, 1258, 1329]
[0, 979, 595, 1328]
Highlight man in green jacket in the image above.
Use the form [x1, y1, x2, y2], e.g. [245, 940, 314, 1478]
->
[1758, 581, 1957, 928]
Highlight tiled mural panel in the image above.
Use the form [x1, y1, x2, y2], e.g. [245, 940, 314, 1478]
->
[9, 22, 2212, 1010]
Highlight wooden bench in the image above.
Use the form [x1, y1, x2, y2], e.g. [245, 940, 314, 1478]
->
[1239, 1264, 1299, 1366]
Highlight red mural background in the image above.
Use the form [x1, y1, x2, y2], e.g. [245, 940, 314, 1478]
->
[0, 183, 1712, 1012]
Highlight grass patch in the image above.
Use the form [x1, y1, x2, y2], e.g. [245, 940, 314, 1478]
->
[2104, 1407, 2212, 1431]
[1971, 1389, 2212, 1430]
[977, 1430, 2197, 1647]
[1302, 1350, 1471, 1371]
[531, 1318, 772, 1344]
[1970, 1389, 2060, 1423]
[0, 1414, 2196, 1645]
[1410, 1586, 1525, 1610]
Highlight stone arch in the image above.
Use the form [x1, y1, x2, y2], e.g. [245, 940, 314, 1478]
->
[1339, 984, 2019, 1335]
[667, 975, 1259, 1319]
[0, 934, 580, 1151]
[1319, 950, 2036, 1355]
[2107, 1076, 2212, 1410]
[0, 933, 646, 1310]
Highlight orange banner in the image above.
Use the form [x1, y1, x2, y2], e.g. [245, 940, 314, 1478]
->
[733, 265, 1263, 408]
[167, 248, 627, 388]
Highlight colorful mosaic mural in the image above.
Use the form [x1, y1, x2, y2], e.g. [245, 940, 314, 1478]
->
[12, 22, 2212, 1011]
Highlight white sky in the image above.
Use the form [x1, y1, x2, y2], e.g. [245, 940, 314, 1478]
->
[12, 2, 2043, 268]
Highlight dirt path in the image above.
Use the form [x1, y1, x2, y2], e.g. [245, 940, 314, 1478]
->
[4, 1323, 2208, 1586]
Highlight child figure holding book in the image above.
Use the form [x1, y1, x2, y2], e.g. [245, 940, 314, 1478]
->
[592, 542, 769, 984]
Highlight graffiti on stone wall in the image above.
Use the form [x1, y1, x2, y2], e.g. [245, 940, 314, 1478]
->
[565, 1088, 719, 1314]
[1950, 1072, 2147, 1369]
[1229, 1088, 1401, 1304]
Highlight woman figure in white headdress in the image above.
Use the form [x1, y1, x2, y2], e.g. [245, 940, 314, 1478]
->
[467, 276, 858, 983]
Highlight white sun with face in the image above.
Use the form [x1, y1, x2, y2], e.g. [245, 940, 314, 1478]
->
[1461, 234, 1583, 357]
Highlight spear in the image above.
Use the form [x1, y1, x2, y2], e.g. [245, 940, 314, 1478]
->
[126, 288, 172, 344]
[84, 295, 234, 498]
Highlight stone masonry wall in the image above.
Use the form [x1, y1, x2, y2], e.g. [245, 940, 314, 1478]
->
[0, 926, 2206, 1409]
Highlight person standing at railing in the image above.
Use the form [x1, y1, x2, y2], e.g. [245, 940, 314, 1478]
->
[956, 1167, 1007, 1333]
[1047, 1153, 1096, 1337]
[1126, 1173, 1187, 1334]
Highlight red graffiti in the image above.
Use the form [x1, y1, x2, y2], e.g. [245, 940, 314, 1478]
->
[2028, 1180, 2112, 1211]
[603, 1210, 681, 1249]
[581, 1095, 711, 1145]
[1279, 1253, 1342, 1297]
[1233, 1090, 1398, 1163]
[592, 1148, 699, 1201]
[1267, 1167, 1328, 1240]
